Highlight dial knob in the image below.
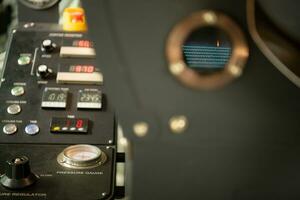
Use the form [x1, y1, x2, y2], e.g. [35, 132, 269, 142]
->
[36, 64, 52, 79]
[0, 156, 38, 189]
[41, 39, 56, 53]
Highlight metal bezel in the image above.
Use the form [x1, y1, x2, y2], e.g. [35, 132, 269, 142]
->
[19, 0, 60, 10]
[166, 10, 249, 90]
[57, 145, 107, 170]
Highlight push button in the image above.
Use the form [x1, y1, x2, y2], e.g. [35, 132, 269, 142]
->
[3, 124, 17, 135]
[25, 124, 39, 135]
[7, 104, 21, 115]
[17, 55, 31, 66]
[11, 86, 25, 96]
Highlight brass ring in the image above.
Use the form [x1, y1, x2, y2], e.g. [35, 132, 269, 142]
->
[166, 10, 249, 90]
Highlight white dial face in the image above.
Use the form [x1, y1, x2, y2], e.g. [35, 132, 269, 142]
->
[64, 145, 102, 162]
[67, 151, 100, 162]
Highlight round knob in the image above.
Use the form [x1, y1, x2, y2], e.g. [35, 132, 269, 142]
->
[36, 64, 52, 79]
[41, 39, 56, 53]
[0, 156, 38, 189]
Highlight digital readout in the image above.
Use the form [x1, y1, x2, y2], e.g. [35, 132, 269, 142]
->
[77, 89, 102, 109]
[50, 118, 89, 134]
[69, 65, 95, 73]
[41, 88, 68, 108]
[72, 40, 93, 48]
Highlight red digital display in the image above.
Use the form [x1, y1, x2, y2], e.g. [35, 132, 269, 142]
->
[73, 40, 93, 48]
[51, 118, 89, 134]
[69, 65, 95, 73]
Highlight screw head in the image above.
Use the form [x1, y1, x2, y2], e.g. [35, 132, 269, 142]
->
[228, 64, 242, 77]
[169, 115, 188, 134]
[203, 11, 218, 24]
[133, 122, 149, 137]
[169, 62, 185, 75]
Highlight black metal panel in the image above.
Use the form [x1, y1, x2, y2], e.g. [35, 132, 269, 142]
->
[83, 0, 300, 199]
[0, 144, 115, 200]
[0, 29, 115, 145]
[0, 24, 118, 199]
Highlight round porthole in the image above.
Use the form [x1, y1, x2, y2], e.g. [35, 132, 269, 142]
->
[166, 10, 249, 90]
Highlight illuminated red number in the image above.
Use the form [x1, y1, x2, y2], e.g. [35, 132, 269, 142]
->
[76, 120, 83, 128]
[87, 66, 94, 73]
[75, 65, 82, 73]
[84, 41, 90, 47]
[78, 40, 85, 47]
[77, 40, 91, 48]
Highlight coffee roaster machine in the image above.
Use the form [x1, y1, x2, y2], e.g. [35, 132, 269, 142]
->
[0, 0, 299, 199]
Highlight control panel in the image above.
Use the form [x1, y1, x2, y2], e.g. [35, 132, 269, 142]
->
[0, 23, 120, 200]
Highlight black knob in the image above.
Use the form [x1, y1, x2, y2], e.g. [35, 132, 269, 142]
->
[0, 156, 38, 189]
[41, 39, 56, 53]
[36, 64, 52, 79]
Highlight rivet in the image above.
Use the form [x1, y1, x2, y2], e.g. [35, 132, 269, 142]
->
[228, 64, 242, 77]
[203, 11, 218, 24]
[169, 115, 188, 134]
[169, 62, 185, 75]
[133, 122, 149, 137]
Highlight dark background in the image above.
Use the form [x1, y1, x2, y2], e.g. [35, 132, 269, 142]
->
[83, 0, 300, 199]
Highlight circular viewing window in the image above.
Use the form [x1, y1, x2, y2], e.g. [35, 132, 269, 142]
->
[166, 11, 249, 90]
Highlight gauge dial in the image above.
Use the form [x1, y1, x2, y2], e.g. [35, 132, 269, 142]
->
[66, 148, 99, 161]
[57, 145, 107, 169]
[20, 0, 60, 10]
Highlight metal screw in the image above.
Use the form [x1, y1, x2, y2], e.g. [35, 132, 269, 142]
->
[169, 115, 188, 134]
[133, 122, 149, 137]
[228, 64, 242, 77]
[101, 192, 107, 197]
[169, 62, 185, 75]
[108, 140, 113, 144]
[203, 11, 218, 24]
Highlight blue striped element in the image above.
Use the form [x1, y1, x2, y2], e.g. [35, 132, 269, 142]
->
[183, 45, 231, 70]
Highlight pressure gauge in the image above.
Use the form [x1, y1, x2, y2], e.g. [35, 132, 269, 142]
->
[19, 0, 60, 10]
[57, 145, 107, 169]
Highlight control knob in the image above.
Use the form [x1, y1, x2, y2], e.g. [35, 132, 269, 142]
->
[0, 156, 38, 189]
[41, 39, 56, 53]
[36, 64, 53, 79]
